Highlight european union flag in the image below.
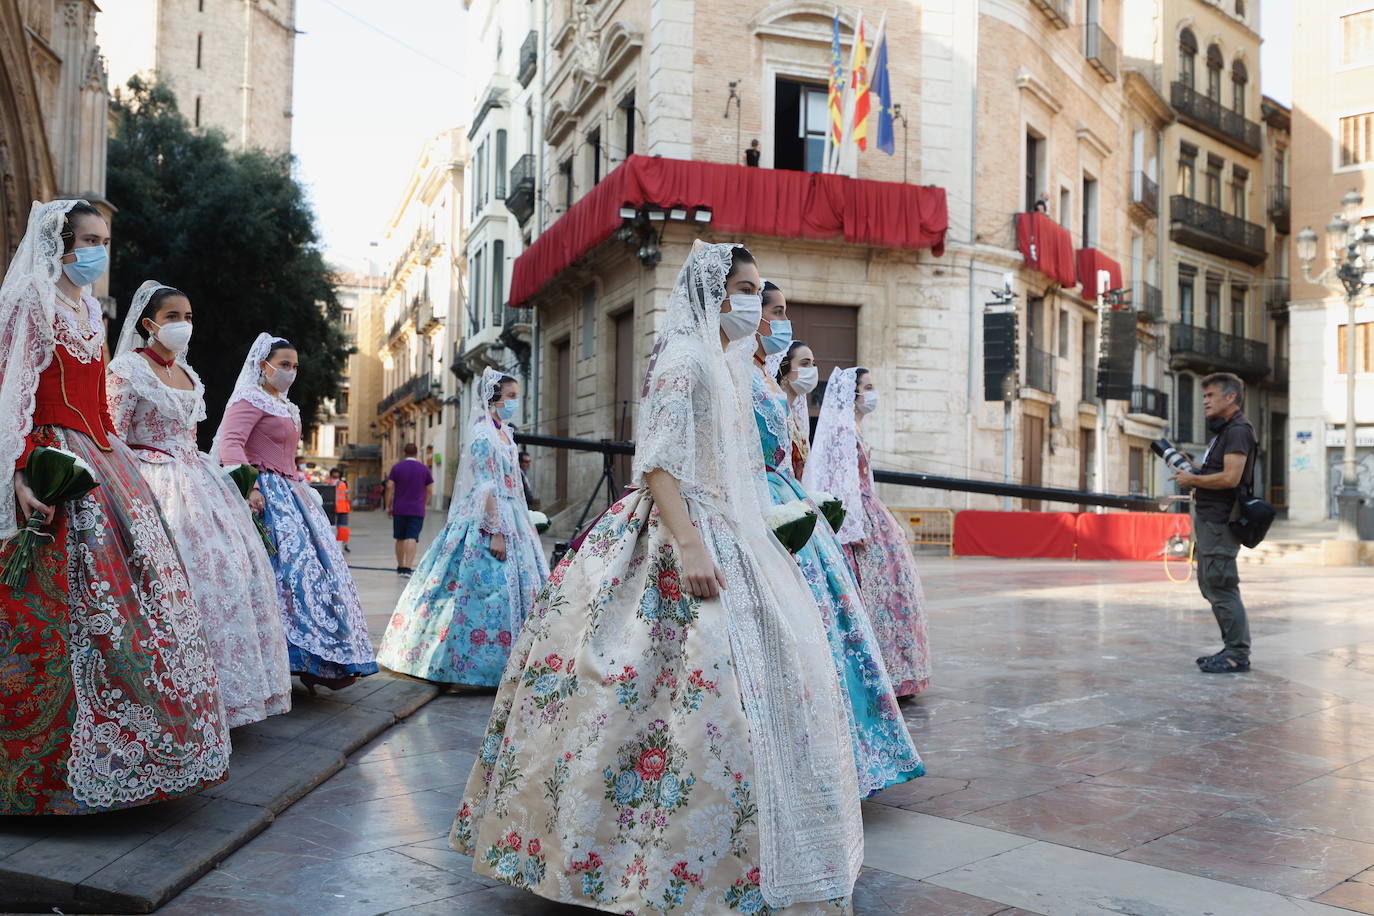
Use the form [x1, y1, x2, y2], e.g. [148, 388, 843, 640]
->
[873, 30, 895, 156]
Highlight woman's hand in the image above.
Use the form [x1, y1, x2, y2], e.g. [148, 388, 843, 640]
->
[680, 539, 727, 599]
[489, 533, 507, 561]
[248, 487, 265, 515]
[13, 471, 54, 527]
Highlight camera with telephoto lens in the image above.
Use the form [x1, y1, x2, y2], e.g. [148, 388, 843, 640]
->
[1150, 437, 1199, 475]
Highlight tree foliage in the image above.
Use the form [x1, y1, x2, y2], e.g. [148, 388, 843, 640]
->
[107, 76, 347, 451]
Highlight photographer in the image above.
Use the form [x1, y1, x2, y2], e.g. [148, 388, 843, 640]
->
[1170, 372, 1257, 674]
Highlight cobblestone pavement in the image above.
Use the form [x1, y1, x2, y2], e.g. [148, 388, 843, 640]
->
[148, 510, 1374, 915]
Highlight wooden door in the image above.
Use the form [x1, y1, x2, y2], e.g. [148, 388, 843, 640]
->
[786, 302, 859, 436]
[612, 311, 635, 490]
[1022, 413, 1045, 511]
[554, 340, 571, 503]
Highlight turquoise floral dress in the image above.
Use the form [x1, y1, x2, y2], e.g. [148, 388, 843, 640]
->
[378, 423, 548, 685]
[751, 369, 923, 797]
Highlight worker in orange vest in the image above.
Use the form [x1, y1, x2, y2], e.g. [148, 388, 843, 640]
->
[330, 467, 352, 552]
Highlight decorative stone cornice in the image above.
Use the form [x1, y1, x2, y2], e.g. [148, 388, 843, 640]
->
[1076, 123, 1113, 158]
[1015, 67, 1063, 114]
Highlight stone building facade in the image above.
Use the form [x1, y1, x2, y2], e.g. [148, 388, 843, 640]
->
[98, 0, 296, 152]
[0, 0, 111, 304]
[1288, 1, 1374, 523]
[374, 128, 469, 510]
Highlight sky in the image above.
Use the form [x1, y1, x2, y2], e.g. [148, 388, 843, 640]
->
[291, 0, 476, 274]
[291, 0, 1296, 271]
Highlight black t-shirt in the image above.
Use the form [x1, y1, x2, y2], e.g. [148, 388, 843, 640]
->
[1193, 412, 1256, 523]
[744, 148, 761, 167]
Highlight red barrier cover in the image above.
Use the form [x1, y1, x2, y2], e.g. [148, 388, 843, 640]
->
[1075, 248, 1123, 297]
[953, 511, 1078, 559]
[1076, 512, 1192, 561]
[1015, 211, 1077, 288]
[509, 155, 949, 307]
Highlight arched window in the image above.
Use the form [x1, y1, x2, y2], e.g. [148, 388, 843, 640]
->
[1179, 29, 1198, 88]
[1206, 44, 1223, 101]
[1231, 59, 1248, 116]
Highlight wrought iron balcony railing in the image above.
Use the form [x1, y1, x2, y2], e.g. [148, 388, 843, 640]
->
[517, 30, 538, 88]
[1266, 279, 1290, 315]
[505, 153, 536, 225]
[1169, 322, 1270, 378]
[1169, 195, 1267, 266]
[1026, 346, 1056, 394]
[1170, 81, 1261, 155]
[1084, 22, 1118, 81]
[1029, 0, 1071, 28]
[1138, 283, 1164, 320]
[1129, 385, 1169, 420]
[1268, 184, 1290, 235]
[1131, 172, 1158, 216]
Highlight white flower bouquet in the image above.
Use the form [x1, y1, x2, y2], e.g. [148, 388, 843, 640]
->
[529, 510, 550, 533]
[764, 500, 818, 554]
[2, 446, 100, 587]
[808, 489, 846, 533]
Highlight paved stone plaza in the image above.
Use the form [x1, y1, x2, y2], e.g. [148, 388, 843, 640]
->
[49, 511, 1374, 914]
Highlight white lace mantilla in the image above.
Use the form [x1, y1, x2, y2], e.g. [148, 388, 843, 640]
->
[53, 295, 106, 364]
[107, 352, 208, 446]
[237, 385, 301, 426]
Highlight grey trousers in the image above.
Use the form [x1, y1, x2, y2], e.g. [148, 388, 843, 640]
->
[1194, 516, 1250, 659]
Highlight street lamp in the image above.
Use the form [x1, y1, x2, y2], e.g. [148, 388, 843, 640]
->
[1297, 187, 1369, 541]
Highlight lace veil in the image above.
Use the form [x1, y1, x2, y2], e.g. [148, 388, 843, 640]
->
[0, 199, 81, 539]
[802, 366, 865, 544]
[211, 332, 299, 459]
[108, 281, 207, 428]
[446, 367, 521, 532]
[763, 347, 811, 457]
[633, 241, 863, 906]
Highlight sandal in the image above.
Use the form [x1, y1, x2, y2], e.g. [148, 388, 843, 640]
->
[1196, 649, 1227, 666]
[1199, 655, 1250, 674]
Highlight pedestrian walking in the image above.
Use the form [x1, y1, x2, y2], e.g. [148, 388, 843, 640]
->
[1171, 372, 1258, 673]
[0, 200, 228, 814]
[330, 467, 351, 552]
[750, 282, 923, 797]
[215, 333, 377, 694]
[449, 242, 862, 912]
[805, 366, 932, 697]
[378, 369, 548, 685]
[385, 443, 433, 575]
[108, 281, 291, 729]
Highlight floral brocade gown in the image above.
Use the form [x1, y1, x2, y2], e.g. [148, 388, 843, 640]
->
[751, 370, 922, 796]
[844, 438, 931, 697]
[378, 432, 548, 686]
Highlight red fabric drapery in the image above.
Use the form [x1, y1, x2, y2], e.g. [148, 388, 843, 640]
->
[1014, 212, 1077, 288]
[1075, 512, 1191, 561]
[1076, 248, 1123, 298]
[953, 511, 1078, 559]
[509, 155, 949, 307]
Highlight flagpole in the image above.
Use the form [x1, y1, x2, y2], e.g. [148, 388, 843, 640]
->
[837, 10, 863, 177]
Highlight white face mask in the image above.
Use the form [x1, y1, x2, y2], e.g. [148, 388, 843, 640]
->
[791, 366, 819, 394]
[718, 293, 763, 342]
[264, 364, 297, 394]
[857, 389, 879, 415]
[150, 320, 193, 352]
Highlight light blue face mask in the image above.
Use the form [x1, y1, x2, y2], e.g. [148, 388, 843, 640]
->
[62, 245, 109, 287]
[496, 397, 520, 421]
[760, 319, 793, 355]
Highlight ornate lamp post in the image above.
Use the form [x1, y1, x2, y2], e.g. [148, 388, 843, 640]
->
[1297, 187, 1374, 541]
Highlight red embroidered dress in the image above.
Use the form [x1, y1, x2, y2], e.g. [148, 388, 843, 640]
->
[0, 297, 229, 815]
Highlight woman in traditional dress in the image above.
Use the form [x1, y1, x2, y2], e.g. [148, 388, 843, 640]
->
[804, 367, 931, 697]
[0, 200, 229, 815]
[449, 242, 862, 914]
[770, 336, 818, 480]
[214, 333, 377, 693]
[107, 282, 291, 728]
[378, 368, 548, 685]
[751, 282, 921, 797]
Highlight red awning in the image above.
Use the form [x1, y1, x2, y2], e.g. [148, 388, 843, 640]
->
[1076, 248, 1123, 297]
[509, 155, 949, 307]
[1014, 212, 1077, 288]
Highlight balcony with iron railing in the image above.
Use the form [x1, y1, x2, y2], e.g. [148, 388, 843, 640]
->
[1269, 184, 1291, 235]
[1025, 346, 1056, 394]
[1130, 172, 1158, 217]
[1029, 0, 1071, 28]
[1266, 279, 1290, 316]
[1169, 81, 1261, 155]
[1137, 283, 1164, 321]
[1169, 322, 1270, 379]
[1081, 363, 1098, 404]
[1128, 385, 1169, 420]
[505, 153, 537, 225]
[1169, 195, 1267, 266]
[517, 30, 538, 87]
[376, 374, 419, 416]
[1083, 22, 1118, 81]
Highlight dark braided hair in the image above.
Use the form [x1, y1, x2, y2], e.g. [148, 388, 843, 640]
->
[59, 201, 103, 254]
[488, 375, 518, 403]
[776, 339, 810, 386]
[266, 338, 295, 360]
[135, 287, 189, 341]
[853, 367, 870, 395]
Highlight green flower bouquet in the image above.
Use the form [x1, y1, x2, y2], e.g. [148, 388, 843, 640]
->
[529, 510, 550, 533]
[764, 500, 818, 554]
[225, 464, 277, 557]
[1, 446, 100, 588]
[809, 489, 846, 533]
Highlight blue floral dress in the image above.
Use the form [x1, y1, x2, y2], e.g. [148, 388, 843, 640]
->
[378, 424, 548, 685]
[751, 369, 923, 797]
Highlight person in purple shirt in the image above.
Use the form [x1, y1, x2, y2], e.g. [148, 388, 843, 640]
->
[386, 442, 434, 576]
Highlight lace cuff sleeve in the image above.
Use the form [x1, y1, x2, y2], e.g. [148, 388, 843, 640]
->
[631, 361, 698, 490]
